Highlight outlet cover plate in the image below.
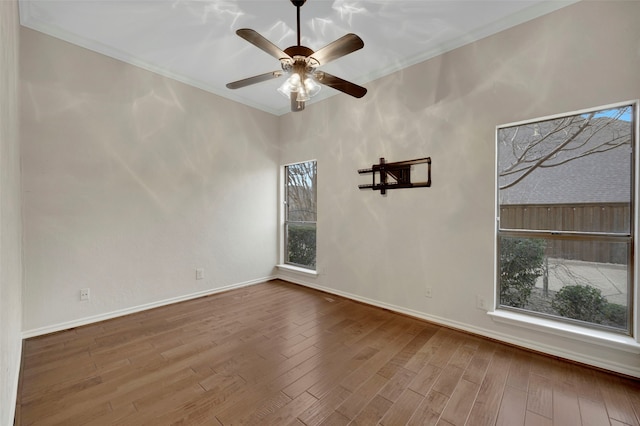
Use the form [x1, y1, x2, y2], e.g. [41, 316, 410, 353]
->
[196, 268, 204, 280]
[476, 295, 488, 311]
[80, 288, 90, 301]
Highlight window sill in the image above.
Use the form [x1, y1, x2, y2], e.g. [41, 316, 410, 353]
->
[488, 309, 640, 354]
[276, 264, 318, 278]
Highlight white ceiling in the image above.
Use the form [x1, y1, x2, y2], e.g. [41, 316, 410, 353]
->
[19, 0, 575, 116]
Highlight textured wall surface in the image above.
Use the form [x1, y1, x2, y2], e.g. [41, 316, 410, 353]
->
[278, 1, 640, 376]
[0, 0, 23, 423]
[20, 27, 280, 332]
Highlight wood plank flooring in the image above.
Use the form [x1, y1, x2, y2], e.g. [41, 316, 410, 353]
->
[15, 280, 640, 425]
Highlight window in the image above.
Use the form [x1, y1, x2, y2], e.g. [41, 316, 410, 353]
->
[284, 160, 317, 270]
[497, 102, 636, 334]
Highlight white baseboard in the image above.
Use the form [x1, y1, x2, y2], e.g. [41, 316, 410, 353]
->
[21, 272, 640, 378]
[279, 274, 640, 378]
[22, 276, 275, 339]
[8, 341, 22, 426]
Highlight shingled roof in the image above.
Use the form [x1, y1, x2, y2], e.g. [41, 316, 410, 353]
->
[498, 117, 633, 205]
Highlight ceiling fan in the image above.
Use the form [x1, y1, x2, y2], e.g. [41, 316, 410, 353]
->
[226, 0, 367, 112]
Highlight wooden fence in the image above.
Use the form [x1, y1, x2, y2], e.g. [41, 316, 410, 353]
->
[500, 203, 630, 264]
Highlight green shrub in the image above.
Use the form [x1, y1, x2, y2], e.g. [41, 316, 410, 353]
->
[499, 237, 545, 308]
[601, 302, 627, 327]
[287, 224, 316, 268]
[551, 285, 606, 323]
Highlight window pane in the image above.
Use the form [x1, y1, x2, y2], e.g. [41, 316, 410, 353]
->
[498, 105, 633, 233]
[286, 162, 317, 222]
[286, 223, 316, 269]
[284, 160, 317, 270]
[499, 235, 629, 332]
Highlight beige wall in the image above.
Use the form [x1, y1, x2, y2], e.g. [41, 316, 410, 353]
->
[20, 27, 280, 333]
[0, 0, 23, 423]
[278, 0, 640, 376]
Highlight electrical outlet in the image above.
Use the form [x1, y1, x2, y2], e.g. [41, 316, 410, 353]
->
[425, 286, 433, 298]
[80, 288, 90, 301]
[195, 268, 204, 280]
[476, 295, 488, 311]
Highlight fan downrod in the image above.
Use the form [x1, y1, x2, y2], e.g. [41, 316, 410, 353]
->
[290, 0, 307, 47]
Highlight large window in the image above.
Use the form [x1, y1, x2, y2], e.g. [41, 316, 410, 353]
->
[284, 160, 317, 270]
[497, 103, 636, 334]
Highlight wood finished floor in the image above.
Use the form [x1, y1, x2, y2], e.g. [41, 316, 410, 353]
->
[16, 280, 640, 426]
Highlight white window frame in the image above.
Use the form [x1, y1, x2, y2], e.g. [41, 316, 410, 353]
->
[490, 101, 640, 353]
[277, 160, 318, 275]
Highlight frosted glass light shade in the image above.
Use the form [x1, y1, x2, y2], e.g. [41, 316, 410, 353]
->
[277, 72, 321, 101]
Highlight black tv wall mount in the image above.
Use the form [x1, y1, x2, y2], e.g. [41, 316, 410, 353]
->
[358, 157, 431, 195]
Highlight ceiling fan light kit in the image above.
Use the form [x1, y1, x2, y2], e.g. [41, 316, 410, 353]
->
[226, 0, 367, 112]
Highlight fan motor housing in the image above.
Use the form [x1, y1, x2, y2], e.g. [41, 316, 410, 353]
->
[284, 46, 314, 58]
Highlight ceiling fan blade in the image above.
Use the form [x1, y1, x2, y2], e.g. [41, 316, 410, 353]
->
[226, 71, 283, 89]
[316, 72, 367, 98]
[310, 34, 364, 66]
[236, 29, 291, 61]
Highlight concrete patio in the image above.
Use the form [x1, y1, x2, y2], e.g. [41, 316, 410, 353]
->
[535, 258, 629, 306]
